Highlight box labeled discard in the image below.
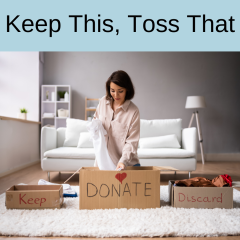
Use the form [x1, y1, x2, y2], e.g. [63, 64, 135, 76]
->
[5, 185, 64, 209]
[79, 166, 176, 210]
[168, 180, 233, 209]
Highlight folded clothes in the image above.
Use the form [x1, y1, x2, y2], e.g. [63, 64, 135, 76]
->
[38, 179, 77, 197]
[43, 113, 55, 118]
[174, 174, 232, 187]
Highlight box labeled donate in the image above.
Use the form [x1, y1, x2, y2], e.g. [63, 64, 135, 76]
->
[5, 185, 64, 209]
[79, 166, 176, 210]
[168, 180, 233, 209]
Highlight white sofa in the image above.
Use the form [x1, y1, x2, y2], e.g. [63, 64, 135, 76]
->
[41, 119, 197, 181]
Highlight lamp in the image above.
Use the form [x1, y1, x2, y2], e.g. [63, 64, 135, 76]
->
[185, 96, 206, 164]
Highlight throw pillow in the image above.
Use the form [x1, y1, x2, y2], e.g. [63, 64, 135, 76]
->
[139, 134, 181, 148]
[77, 132, 93, 148]
[63, 118, 88, 147]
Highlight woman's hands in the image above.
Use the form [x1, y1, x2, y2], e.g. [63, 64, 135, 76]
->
[116, 162, 125, 170]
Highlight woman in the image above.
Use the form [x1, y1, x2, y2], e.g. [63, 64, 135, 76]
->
[94, 70, 140, 170]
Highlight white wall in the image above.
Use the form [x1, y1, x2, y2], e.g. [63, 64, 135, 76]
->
[0, 52, 42, 176]
[0, 119, 40, 177]
[0, 52, 40, 121]
[39, 52, 44, 122]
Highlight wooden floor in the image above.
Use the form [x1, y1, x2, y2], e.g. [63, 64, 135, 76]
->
[0, 161, 240, 239]
[1, 161, 240, 194]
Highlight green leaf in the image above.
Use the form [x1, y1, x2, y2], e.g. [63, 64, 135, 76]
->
[20, 108, 28, 113]
[58, 91, 66, 98]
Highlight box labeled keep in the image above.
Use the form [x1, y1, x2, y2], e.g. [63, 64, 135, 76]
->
[79, 166, 176, 210]
[168, 180, 233, 209]
[5, 185, 64, 209]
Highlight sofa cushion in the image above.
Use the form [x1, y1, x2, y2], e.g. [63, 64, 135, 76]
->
[139, 134, 180, 148]
[140, 119, 182, 144]
[63, 118, 89, 147]
[77, 132, 93, 148]
[44, 147, 95, 159]
[137, 148, 195, 158]
[44, 147, 195, 160]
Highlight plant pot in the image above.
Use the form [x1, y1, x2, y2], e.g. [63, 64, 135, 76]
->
[19, 113, 27, 120]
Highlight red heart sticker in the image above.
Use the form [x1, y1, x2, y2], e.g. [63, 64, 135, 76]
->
[115, 173, 127, 184]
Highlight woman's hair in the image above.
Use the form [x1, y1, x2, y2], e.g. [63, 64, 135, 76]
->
[106, 70, 135, 100]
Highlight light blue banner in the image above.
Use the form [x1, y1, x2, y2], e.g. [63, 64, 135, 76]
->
[0, 0, 239, 51]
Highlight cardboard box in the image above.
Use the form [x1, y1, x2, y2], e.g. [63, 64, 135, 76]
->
[168, 180, 233, 209]
[5, 185, 64, 209]
[79, 166, 176, 210]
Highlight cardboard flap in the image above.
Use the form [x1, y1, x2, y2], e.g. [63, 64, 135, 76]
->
[7, 185, 62, 191]
[168, 180, 175, 207]
[126, 166, 155, 170]
[6, 186, 15, 191]
[64, 167, 82, 184]
[154, 166, 178, 171]
[59, 185, 64, 206]
[81, 167, 99, 170]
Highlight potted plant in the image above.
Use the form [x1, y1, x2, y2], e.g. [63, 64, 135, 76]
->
[19, 108, 28, 120]
[58, 91, 66, 101]
[46, 90, 49, 101]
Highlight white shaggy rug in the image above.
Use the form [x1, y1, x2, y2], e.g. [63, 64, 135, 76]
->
[0, 186, 240, 238]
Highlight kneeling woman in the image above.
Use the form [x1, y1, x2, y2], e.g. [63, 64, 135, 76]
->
[94, 70, 141, 170]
